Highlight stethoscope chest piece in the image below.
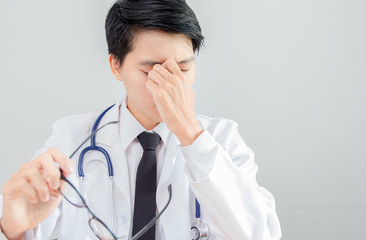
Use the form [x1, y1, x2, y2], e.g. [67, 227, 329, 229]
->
[191, 220, 209, 240]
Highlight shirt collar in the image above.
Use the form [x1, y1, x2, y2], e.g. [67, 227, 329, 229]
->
[119, 95, 171, 151]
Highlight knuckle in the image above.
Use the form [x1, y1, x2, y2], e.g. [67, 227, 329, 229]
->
[23, 166, 36, 176]
[35, 183, 48, 194]
[153, 64, 160, 70]
[148, 73, 156, 82]
[157, 89, 166, 98]
[47, 149, 61, 161]
[48, 147, 57, 153]
[28, 166, 39, 175]
[171, 76, 179, 85]
[50, 170, 61, 183]
[18, 178, 28, 188]
[63, 156, 72, 167]
[168, 85, 175, 94]
[28, 194, 37, 203]
[11, 172, 21, 181]
[36, 153, 50, 165]
[48, 147, 62, 157]
[43, 152, 53, 161]
[19, 162, 29, 171]
[2, 182, 10, 195]
[14, 178, 28, 193]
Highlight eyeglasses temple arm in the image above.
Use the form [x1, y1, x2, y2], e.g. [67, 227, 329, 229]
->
[69, 121, 119, 159]
[130, 184, 172, 240]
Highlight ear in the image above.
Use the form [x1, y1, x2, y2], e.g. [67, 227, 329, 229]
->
[108, 54, 123, 82]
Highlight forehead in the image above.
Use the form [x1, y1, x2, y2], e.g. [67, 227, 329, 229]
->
[129, 30, 194, 62]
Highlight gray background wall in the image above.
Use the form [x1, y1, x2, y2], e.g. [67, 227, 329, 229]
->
[0, 0, 365, 239]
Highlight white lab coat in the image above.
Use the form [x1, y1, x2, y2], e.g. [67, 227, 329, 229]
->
[0, 97, 281, 240]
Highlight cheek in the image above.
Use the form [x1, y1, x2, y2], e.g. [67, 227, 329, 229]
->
[185, 71, 196, 86]
[123, 72, 147, 92]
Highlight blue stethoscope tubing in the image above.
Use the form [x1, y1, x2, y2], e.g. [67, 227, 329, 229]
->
[195, 198, 201, 218]
[77, 105, 207, 238]
[78, 104, 115, 178]
[193, 199, 209, 240]
[77, 104, 116, 232]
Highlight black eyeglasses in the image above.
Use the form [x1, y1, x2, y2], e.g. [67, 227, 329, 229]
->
[58, 121, 172, 240]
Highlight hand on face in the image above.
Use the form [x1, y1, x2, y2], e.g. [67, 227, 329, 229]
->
[145, 58, 203, 146]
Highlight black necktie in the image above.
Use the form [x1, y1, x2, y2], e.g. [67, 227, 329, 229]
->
[132, 131, 161, 239]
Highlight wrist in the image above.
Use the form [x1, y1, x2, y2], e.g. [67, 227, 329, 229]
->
[0, 218, 26, 240]
[175, 120, 204, 146]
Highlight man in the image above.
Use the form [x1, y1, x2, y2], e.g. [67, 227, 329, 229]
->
[0, 0, 281, 239]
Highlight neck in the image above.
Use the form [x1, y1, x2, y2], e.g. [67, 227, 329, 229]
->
[126, 103, 159, 131]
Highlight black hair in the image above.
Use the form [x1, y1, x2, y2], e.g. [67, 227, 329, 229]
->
[105, 0, 204, 66]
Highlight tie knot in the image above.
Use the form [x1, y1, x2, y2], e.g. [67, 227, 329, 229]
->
[138, 131, 161, 151]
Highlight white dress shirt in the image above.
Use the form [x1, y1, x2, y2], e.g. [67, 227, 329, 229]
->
[119, 96, 170, 239]
[0, 94, 282, 240]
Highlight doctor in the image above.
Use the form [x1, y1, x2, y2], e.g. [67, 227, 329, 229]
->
[0, 0, 281, 239]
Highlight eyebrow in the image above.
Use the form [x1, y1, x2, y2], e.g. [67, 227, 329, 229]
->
[138, 56, 196, 66]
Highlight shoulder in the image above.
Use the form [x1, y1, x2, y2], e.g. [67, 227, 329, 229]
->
[54, 112, 99, 129]
[51, 112, 99, 142]
[35, 112, 100, 158]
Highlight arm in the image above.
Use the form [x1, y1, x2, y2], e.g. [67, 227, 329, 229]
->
[146, 57, 281, 239]
[180, 121, 282, 240]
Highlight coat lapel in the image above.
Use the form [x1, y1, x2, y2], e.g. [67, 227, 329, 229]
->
[94, 99, 132, 217]
[157, 134, 191, 240]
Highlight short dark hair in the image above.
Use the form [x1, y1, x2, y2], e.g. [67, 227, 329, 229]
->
[105, 0, 204, 66]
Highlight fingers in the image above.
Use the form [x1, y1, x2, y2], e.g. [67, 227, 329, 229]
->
[19, 179, 38, 204]
[32, 148, 73, 190]
[148, 67, 166, 86]
[149, 62, 182, 87]
[37, 148, 74, 194]
[152, 64, 172, 81]
[3, 148, 73, 204]
[46, 147, 74, 175]
[3, 176, 38, 204]
[23, 167, 50, 202]
[145, 78, 160, 96]
[4, 168, 49, 204]
[36, 153, 60, 190]
[162, 58, 185, 78]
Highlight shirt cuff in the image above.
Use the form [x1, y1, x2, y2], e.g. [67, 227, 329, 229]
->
[179, 130, 218, 182]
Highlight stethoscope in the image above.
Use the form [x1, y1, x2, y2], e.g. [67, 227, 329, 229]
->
[78, 104, 116, 232]
[78, 105, 210, 239]
[191, 199, 210, 240]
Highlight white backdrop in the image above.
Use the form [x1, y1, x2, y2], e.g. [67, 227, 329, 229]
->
[0, 0, 365, 239]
